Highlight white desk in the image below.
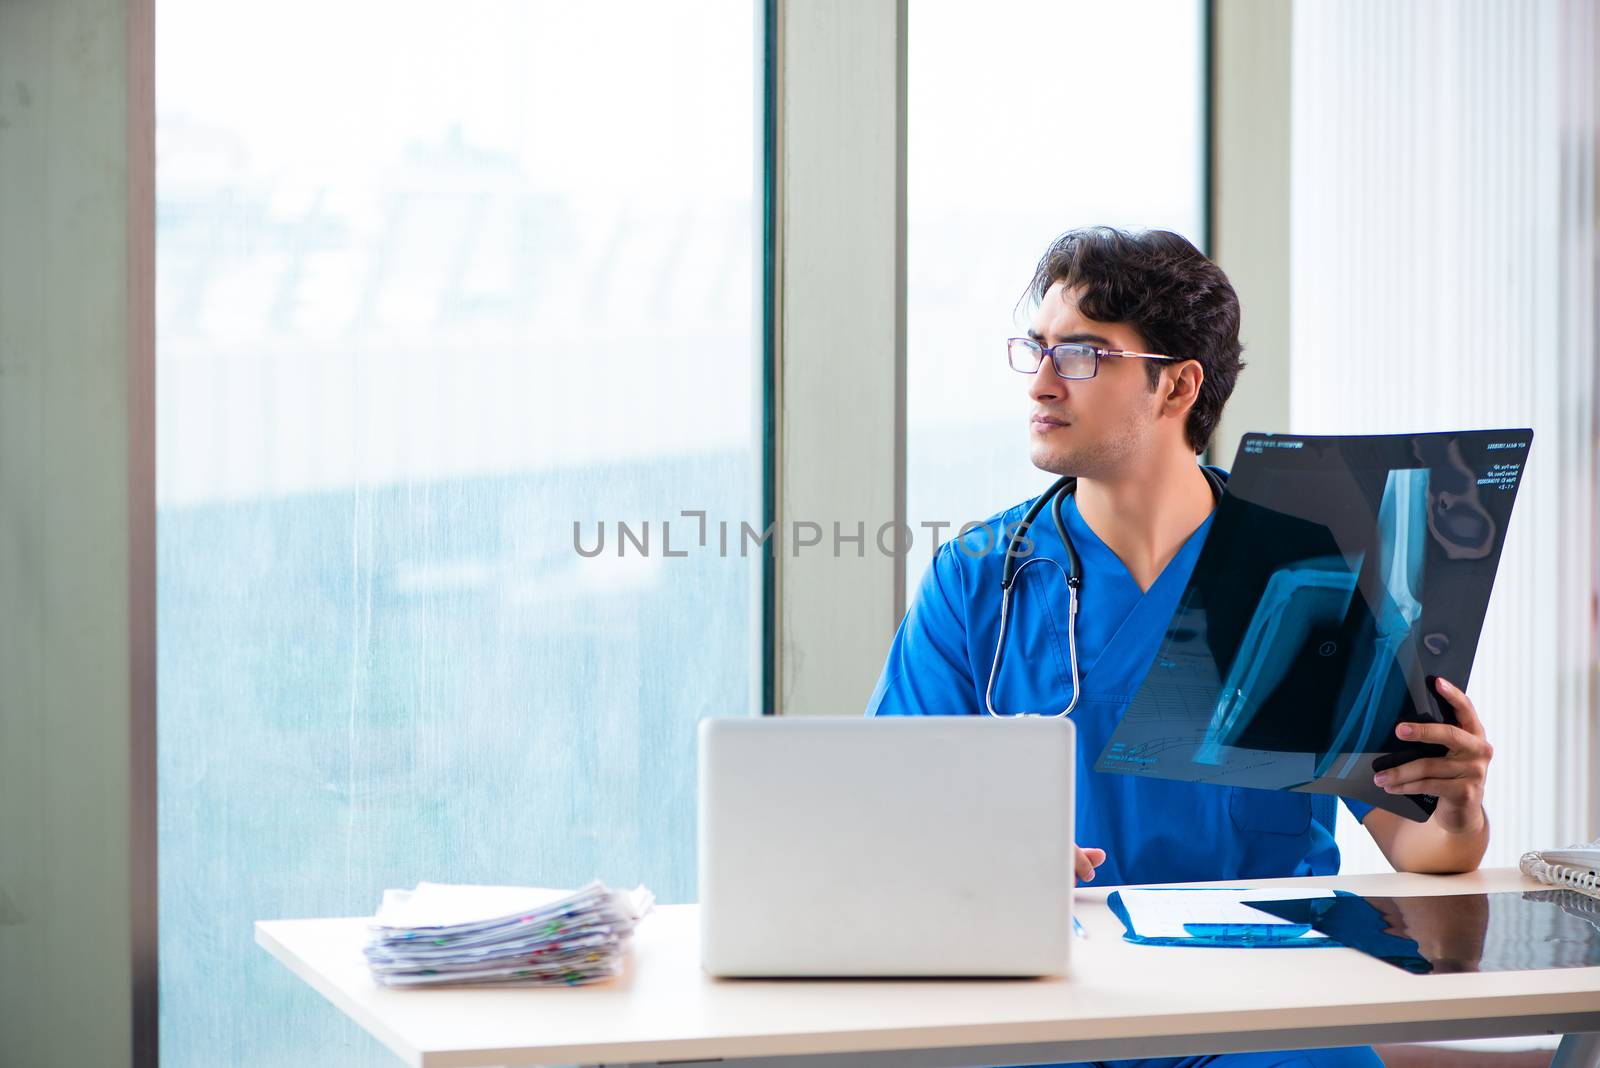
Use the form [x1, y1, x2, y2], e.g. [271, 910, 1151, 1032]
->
[256, 868, 1600, 1068]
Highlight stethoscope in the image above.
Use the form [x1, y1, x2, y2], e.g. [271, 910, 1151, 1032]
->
[984, 467, 1229, 718]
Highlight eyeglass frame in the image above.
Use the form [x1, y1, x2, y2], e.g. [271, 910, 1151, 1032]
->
[1006, 336, 1192, 380]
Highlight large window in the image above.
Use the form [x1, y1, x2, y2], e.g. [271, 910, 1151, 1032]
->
[907, 0, 1206, 590]
[156, 3, 762, 1063]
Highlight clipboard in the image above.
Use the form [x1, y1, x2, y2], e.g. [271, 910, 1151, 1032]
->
[1106, 887, 1347, 948]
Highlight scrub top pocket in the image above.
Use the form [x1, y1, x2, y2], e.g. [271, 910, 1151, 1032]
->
[1228, 786, 1314, 836]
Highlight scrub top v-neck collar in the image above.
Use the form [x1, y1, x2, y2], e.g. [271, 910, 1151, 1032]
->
[1037, 492, 1216, 697]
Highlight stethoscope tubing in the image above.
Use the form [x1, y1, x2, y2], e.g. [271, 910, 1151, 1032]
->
[985, 468, 1225, 719]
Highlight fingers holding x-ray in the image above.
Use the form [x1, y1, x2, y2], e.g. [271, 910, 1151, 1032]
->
[1428, 676, 1487, 735]
[1376, 675, 1492, 833]
[1375, 758, 1466, 792]
[1395, 720, 1489, 756]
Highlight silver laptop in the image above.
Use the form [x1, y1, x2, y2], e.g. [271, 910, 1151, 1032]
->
[698, 716, 1075, 977]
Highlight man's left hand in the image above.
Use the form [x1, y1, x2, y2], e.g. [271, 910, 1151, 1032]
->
[1372, 676, 1492, 834]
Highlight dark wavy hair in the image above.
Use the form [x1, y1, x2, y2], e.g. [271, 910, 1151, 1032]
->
[1024, 227, 1244, 454]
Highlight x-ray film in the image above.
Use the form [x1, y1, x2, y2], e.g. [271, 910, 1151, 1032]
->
[1095, 429, 1532, 821]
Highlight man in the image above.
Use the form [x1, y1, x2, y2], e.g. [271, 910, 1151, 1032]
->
[865, 227, 1495, 1068]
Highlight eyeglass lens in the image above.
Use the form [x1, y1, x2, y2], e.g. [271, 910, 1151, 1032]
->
[1008, 339, 1098, 379]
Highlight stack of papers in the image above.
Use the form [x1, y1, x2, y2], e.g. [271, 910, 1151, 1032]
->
[364, 880, 654, 987]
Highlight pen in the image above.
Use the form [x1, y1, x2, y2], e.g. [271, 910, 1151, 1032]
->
[1181, 922, 1314, 942]
[1072, 915, 1089, 940]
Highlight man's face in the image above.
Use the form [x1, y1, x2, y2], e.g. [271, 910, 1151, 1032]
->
[1026, 281, 1168, 479]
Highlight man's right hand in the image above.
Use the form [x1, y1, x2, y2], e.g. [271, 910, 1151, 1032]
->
[1075, 846, 1107, 883]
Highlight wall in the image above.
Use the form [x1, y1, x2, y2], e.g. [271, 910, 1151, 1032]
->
[0, 0, 152, 1065]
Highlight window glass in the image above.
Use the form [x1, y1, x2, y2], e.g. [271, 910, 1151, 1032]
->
[907, 0, 1206, 590]
[157, 3, 761, 1063]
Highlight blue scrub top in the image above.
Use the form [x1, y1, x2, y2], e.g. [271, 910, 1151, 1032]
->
[866, 481, 1374, 887]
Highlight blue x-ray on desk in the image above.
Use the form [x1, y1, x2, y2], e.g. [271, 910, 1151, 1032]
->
[1096, 429, 1532, 821]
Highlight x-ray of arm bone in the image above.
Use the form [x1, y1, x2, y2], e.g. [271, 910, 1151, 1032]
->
[1196, 555, 1363, 766]
[1319, 467, 1430, 778]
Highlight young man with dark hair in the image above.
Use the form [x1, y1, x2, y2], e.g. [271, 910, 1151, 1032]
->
[867, 227, 1495, 1068]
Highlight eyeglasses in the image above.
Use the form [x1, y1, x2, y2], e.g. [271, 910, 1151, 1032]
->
[1006, 337, 1185, 380]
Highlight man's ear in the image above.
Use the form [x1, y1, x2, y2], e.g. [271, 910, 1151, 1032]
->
[1164, 360, 1205, 415]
